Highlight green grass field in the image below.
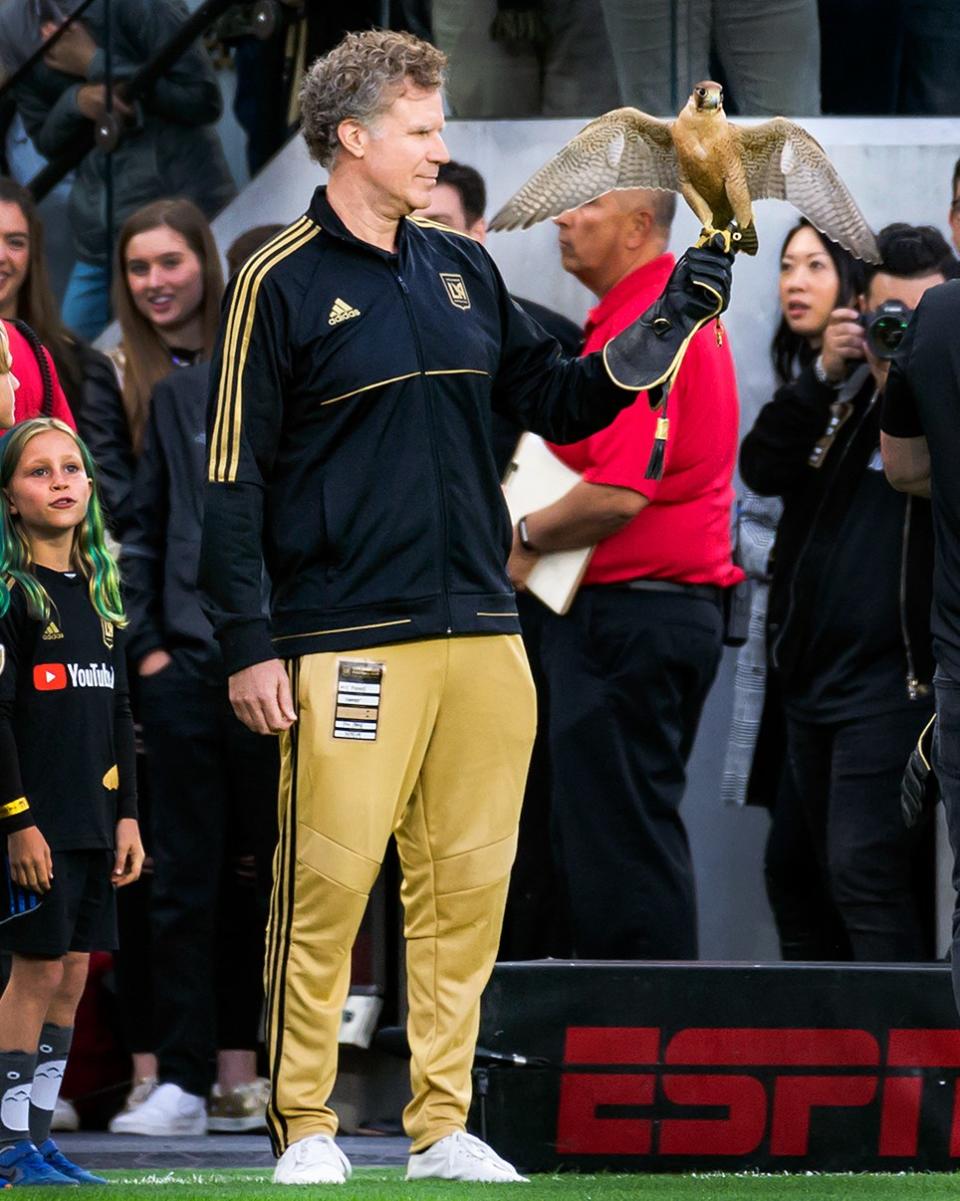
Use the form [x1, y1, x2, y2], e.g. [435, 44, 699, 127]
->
[8, 1168, 960, 1199]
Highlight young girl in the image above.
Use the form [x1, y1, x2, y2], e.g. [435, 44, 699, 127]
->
[0, 417, 143, 1185]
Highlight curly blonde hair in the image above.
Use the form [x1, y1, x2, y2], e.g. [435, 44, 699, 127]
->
[300, 30, 446, 169]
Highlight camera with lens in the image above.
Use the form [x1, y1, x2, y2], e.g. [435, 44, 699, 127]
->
[859, 300, 913, 360]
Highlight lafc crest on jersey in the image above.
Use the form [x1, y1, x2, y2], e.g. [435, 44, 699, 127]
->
[101, 619, 114, 650]
[440, 273, 471, 311]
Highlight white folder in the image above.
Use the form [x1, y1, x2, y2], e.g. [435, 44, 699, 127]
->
[502, 433, 594, 615]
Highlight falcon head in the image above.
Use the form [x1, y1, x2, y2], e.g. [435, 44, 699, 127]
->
[692, 81, 723, 112]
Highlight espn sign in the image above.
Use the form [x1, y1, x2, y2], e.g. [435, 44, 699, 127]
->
[557, 1026, 960, 1160]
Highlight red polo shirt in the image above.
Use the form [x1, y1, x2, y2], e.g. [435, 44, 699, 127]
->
[548, 253, 743, 588]
[0, 319, 75, 434]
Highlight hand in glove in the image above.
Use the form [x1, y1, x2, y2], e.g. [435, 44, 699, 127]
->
[604, 234, 734, 392]
[901, 714, 938, 829]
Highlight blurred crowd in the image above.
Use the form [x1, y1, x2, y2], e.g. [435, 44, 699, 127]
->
[0, 0, 959, 1139]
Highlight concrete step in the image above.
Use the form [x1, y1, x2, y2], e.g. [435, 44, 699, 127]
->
[54, 1132, 408, 1169]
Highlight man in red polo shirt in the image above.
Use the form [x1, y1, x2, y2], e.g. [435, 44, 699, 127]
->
[507, 188, 742, 959]
[0, 319, 75, 434]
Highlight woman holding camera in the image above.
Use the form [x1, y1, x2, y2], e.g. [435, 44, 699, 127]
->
[739, 221, 948, 963]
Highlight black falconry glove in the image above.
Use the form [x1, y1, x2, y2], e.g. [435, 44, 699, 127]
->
[603, 236, 734, 395]
[901, 714, 938, 829]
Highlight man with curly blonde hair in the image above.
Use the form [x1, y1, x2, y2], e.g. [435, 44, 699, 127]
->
[201, 27, 733, 1186]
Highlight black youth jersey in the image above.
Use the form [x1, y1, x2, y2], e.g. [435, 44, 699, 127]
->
[0, 566, 137, 849]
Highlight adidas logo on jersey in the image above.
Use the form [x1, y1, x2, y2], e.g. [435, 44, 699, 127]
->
[42, 621, 64, 641]
[328, 297, 361, 326]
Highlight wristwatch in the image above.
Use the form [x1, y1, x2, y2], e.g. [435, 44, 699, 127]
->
[517, 515, 536, 553]
[813, 354, 840, 388]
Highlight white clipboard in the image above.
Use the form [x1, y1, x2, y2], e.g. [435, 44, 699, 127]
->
[502, 433, 594, 615]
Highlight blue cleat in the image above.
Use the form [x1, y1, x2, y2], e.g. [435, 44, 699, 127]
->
[0, 1137, 77, 1185]
[38, 1139, 107, 1185]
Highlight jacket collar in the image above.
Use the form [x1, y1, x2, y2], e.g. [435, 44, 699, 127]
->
[308, 186, 406, 257]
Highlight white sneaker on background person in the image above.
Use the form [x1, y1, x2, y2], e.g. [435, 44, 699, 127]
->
[108, 1076, 157, 1130]
[50, 1097, 80, 1132]
[273, 1134, 352, 1185]
[406, 1131, 529, 1182]
[107, 1082, 207, 1136]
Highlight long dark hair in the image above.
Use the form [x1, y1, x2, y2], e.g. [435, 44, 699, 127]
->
[112, 198, 223, 454]
[770, 219, 865, 385]
[0, 177, 83, 404]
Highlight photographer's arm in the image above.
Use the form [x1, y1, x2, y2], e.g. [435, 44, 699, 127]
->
[880, 432, 931, 498]
[881, 353, 931, 498]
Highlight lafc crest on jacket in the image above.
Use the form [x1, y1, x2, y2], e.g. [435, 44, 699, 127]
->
[440, 273, 470, 310]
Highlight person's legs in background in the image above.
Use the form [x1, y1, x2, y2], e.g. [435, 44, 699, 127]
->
[544, 589, 723, 960]
[764, 763, 852, 960]
[111, 673, 226, 1135]
[210, 696, 279, 1132]
[539, 0, 621, 117]
[498, 592, 572, 960]
[933, 672, 960, 1014]
[431, 0, 542, 117]
[789, 709, 933, 961]
[712, 0, 821, 114]
[898, 0, 960, 114]
[599, 0, 711, 115]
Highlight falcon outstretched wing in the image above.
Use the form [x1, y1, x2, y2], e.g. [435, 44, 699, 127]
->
[489, 109, 681, 232]
[738, 118, 880, 263]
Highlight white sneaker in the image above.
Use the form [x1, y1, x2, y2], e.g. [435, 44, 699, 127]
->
[51, 1097, 80, 1132]
[108, 1082, 207, 1136]
[273, 1134, 352, 1185]
[406, 1132, 528, 1182]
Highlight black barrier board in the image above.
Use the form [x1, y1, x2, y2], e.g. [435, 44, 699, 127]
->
[469, 962, 960, 1172]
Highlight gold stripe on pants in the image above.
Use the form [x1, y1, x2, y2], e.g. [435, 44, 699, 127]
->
[264, 634, 536, 1154]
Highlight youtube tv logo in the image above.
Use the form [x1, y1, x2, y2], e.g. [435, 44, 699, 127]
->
[34, 664, 67, 691]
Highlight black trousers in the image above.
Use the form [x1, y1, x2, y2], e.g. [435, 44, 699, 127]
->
[933, 670, 960, 1011]
[499, 592, 572, 960]
[764, 763, 852, 961]
[786, 704, 934, 962]
[139, 670, 279, 1096]
[541, 587, 723, 959]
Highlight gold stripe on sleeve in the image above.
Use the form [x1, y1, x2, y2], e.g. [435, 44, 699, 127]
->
[209, 217, 309, 481]
[209, 217, 321, 483]
[0, 797, 29, 818]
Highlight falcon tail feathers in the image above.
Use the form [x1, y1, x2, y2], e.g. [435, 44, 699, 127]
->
[737, 222, 759, 256]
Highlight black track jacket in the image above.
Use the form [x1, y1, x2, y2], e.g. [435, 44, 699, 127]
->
[200, 188, 633, 675]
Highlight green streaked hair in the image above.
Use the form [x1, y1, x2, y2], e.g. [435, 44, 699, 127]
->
[0, 418, 126, 626]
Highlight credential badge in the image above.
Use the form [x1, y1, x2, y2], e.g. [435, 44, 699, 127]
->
[440, 273, 471, 311]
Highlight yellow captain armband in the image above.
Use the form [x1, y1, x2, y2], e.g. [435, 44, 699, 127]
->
[0, 797, 29, 819]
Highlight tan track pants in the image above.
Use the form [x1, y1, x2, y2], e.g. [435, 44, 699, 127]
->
[264, 634, 536, 1154]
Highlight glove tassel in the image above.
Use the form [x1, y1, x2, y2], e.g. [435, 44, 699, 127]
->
[645, 411, 670, 481]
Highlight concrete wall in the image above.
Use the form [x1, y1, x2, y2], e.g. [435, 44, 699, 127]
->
[208, 117, 960, 960]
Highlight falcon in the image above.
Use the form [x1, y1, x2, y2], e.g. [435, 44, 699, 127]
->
[490, 82, 881, 264]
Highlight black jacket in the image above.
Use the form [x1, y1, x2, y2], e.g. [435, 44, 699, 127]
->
[740, 361, 934, 701]
[77, 349, 133, 539]
[122, 364, 228, 679]
[200, 188, 633, 674]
